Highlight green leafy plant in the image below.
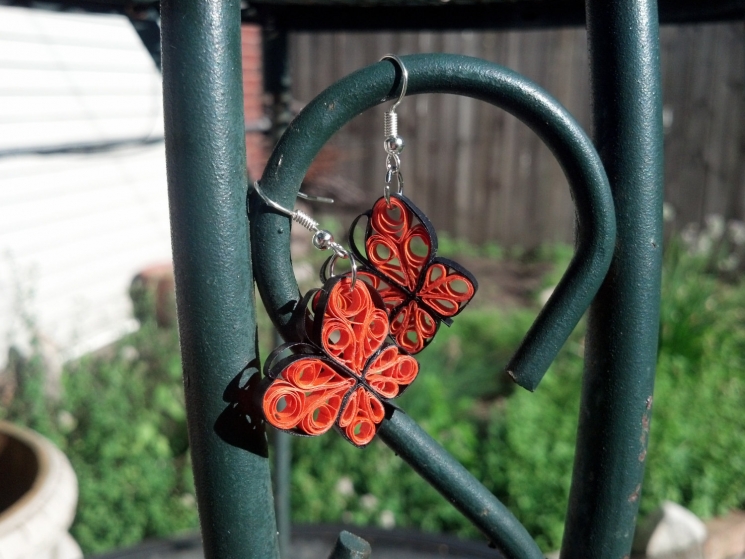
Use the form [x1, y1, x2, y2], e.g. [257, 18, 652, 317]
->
[2, 318, 197, 554]
[61, 323, 197, 553]
[3, 233, 745, 555]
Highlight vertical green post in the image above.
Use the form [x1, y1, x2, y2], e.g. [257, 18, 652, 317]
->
[161, 1, 280, 558]
[561, 1, 663, 558]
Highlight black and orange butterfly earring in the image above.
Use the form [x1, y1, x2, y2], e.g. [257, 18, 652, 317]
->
[348, 55, 479, 355]
[253, 182, 420, 447]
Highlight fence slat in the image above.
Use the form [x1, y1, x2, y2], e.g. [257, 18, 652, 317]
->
[290, 24, 744, 246]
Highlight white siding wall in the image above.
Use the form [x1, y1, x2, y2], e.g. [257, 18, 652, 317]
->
[0, 6, 172, 367]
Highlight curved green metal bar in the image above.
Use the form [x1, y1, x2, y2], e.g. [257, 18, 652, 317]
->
[377, 410, 542, 559]
[327, 531, 372, 559]
[251, 54, 615, 558]
[251, 53, 615, 391]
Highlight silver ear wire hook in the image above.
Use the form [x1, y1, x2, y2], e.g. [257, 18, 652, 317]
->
[253, 180, 320, 231]
[380, 54, 408, 205]
[254, 181, 335, 208]
[252, 181, 357, 288]
[380, 54, 408, 111]
[297, 191, 335, 204]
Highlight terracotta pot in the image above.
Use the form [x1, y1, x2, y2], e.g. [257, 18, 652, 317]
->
[0, 421, 81, 559]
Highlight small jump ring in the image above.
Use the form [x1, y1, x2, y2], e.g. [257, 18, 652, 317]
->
[386, 153, 400, 171]
[328, 251, 358, 290]
[348, 253, 358, 289]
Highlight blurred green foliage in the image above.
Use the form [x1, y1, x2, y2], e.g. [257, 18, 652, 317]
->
[2, 234, 745, 554]
[1, 322, 197, 554]
[642, 238, 745, 520]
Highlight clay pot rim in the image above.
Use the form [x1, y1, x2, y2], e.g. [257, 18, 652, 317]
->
[0, 420, 51, 525]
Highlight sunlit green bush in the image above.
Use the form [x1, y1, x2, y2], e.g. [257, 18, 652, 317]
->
[2, 322, 197, 554]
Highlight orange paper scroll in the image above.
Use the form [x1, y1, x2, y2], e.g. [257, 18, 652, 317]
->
[350, 194, 478, 354]
[261, 276, 418, 447]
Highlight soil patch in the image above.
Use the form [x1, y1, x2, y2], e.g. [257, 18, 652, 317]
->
[455, 256, 550, 310]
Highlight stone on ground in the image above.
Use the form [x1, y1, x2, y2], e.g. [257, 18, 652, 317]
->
[633, 501, 707, 558]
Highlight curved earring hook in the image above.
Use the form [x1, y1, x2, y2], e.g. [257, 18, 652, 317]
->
[380, 54, 408, 111]
[250, 181, 357, 289]
[380, 54, 408, 205]
[253, 181, 334, 211]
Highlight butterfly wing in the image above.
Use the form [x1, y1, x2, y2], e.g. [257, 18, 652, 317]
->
[262, 353, 355, 437]
[337, 386, 386, 447]
[364, 196, 433, 291]
[335, 343, 418, 447]
[311, 275, 389, 375]
[418, 258, 478, 318]
[364, 343, 419, 399]
[388, 301, 438, 354]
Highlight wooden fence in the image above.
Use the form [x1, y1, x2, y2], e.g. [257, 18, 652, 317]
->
[289, 23, 745, 247]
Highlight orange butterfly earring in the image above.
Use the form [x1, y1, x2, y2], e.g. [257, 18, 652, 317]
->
[252, 181, 420, 448]
[348, 55, 478, 355]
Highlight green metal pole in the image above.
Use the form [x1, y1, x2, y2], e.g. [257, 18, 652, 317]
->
[272, 426, 291, 558]
[561, 1, 663, 558]
[161, 1, 280, 558]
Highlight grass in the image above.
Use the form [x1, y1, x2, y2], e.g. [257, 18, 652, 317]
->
[2, 235, 745, 554]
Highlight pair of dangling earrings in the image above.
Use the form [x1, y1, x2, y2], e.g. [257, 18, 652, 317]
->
[253, 55, 478, 447]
